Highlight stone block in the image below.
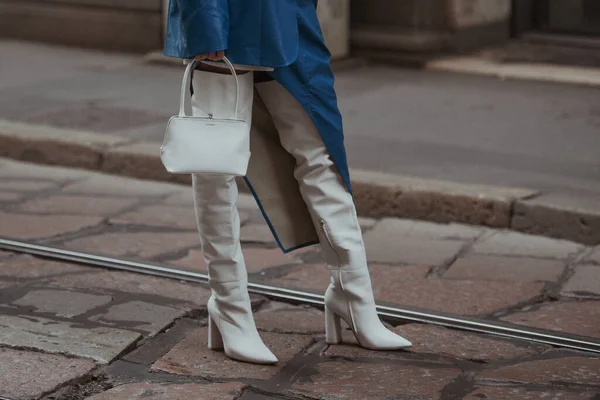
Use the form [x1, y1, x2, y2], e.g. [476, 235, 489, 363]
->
[288, 361, 460, 400]
[18, 195, 137, 215]
[0, 213, 102, 240]
[471, 231, 584, 259]
[351, 169, 537, 228]
[562, 264, 600, 297]
[512, 192, 600, 246]
[151, 328, 314, 380]
[102, 141, 191, 186]
[12, 289, 113, 318]
[0, 348, 95, 400]
[0, 315, 141, 363]
[90, 301, 185, 336]
[476, 355, 600, 386]
[87, 382, 246, 400]
[445, 254, 566, 282]
[501, 301, 600, 339]
[0, 120, 128, 169]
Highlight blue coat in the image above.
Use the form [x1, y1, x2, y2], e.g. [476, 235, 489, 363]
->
[164, 0, 351, 253]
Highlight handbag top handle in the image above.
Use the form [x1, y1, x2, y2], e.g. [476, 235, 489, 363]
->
[178, 57, 240, 119]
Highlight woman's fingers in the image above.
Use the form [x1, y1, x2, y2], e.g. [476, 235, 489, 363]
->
[208, 50, 225, 61]
[194, 50, 224, 62]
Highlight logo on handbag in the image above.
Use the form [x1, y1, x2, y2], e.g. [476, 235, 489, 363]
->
[160, 57, 252, 176]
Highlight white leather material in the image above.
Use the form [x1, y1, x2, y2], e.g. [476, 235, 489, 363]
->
[192, 174, 277, 365]
[161, 58, 253, 176]
[256, 81, 412, 350]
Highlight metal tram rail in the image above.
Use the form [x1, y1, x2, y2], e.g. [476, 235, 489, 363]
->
[1, 238, 600, 355]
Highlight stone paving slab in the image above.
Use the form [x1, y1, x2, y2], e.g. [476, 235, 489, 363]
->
[501, 301, 600, 339]
[465, 386, 598, 400]
[394, 324, 546, 362]
[110, 205, 205, 231]
[48, 267, 214, 308]
[445, 254, 566, 282]
[63, 231, 200, 261]
[0, 191, 21, 201]
[0, 255, 90, 279]
[174, 248, 301, 275]
[263, 264, 430, 297]
[0, 315, 141, 363]
[254, 302, 325, 334]
[151, 327, 314, 380]
[0, 159, 91, 180]
[562, 264, 600, 297]
[87, 382, 247, 400]
[61, 174, 184, 197]
[369, 218, 484, 240]
[0, 347, 96, 400]
[17, 194, 138, 215]
[262, 263, 542, 316]
[363, 231, 466, 266]
[89, 301, 186, 336]
[476, 354, 600, 386]
[325, 323, 545, 363]
[287, 361, 461, 400]
[0, 212, 103, 239]
[0, 179, 57, 192]
[12, 289, 113, 318]
[471, 231, 584, 259]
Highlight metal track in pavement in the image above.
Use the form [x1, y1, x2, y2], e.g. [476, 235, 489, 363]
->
[2, 238, 600, 354]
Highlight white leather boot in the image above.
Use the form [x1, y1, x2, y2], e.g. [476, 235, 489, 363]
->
[191, 68, 277, 364]
[256, 81, 412, 350]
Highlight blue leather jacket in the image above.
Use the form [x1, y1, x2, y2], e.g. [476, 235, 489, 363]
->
[164, 0, 313, 67]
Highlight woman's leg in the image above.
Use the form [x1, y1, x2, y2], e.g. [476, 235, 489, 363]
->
[191, 69, 277, 364]
[255, 81, 411, 350]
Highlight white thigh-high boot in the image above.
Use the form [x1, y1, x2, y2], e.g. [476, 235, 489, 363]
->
[191, 68, 277, 364]
[256, 81, 412, 350]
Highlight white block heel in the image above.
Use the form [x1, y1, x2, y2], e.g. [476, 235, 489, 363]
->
[325, 306, 342, 344]
[207, 315, 224, 350]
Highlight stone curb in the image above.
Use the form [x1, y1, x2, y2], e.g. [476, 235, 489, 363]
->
[1, 119, 599, 245]
[426, 56, 600, 87]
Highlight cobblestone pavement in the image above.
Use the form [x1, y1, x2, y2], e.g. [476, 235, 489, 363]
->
[0, 159, 599, 400]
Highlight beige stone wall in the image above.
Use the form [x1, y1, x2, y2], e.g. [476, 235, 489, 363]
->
[317, 0, 351, 59]
[449, 0, 511, 28]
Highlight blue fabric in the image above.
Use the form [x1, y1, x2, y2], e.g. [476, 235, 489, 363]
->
[164, 0, 299, 67]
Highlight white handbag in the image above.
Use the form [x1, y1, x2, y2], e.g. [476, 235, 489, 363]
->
[160, 57, 251, 176]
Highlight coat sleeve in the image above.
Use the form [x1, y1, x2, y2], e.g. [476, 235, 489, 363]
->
[175, 0, 230, 57]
